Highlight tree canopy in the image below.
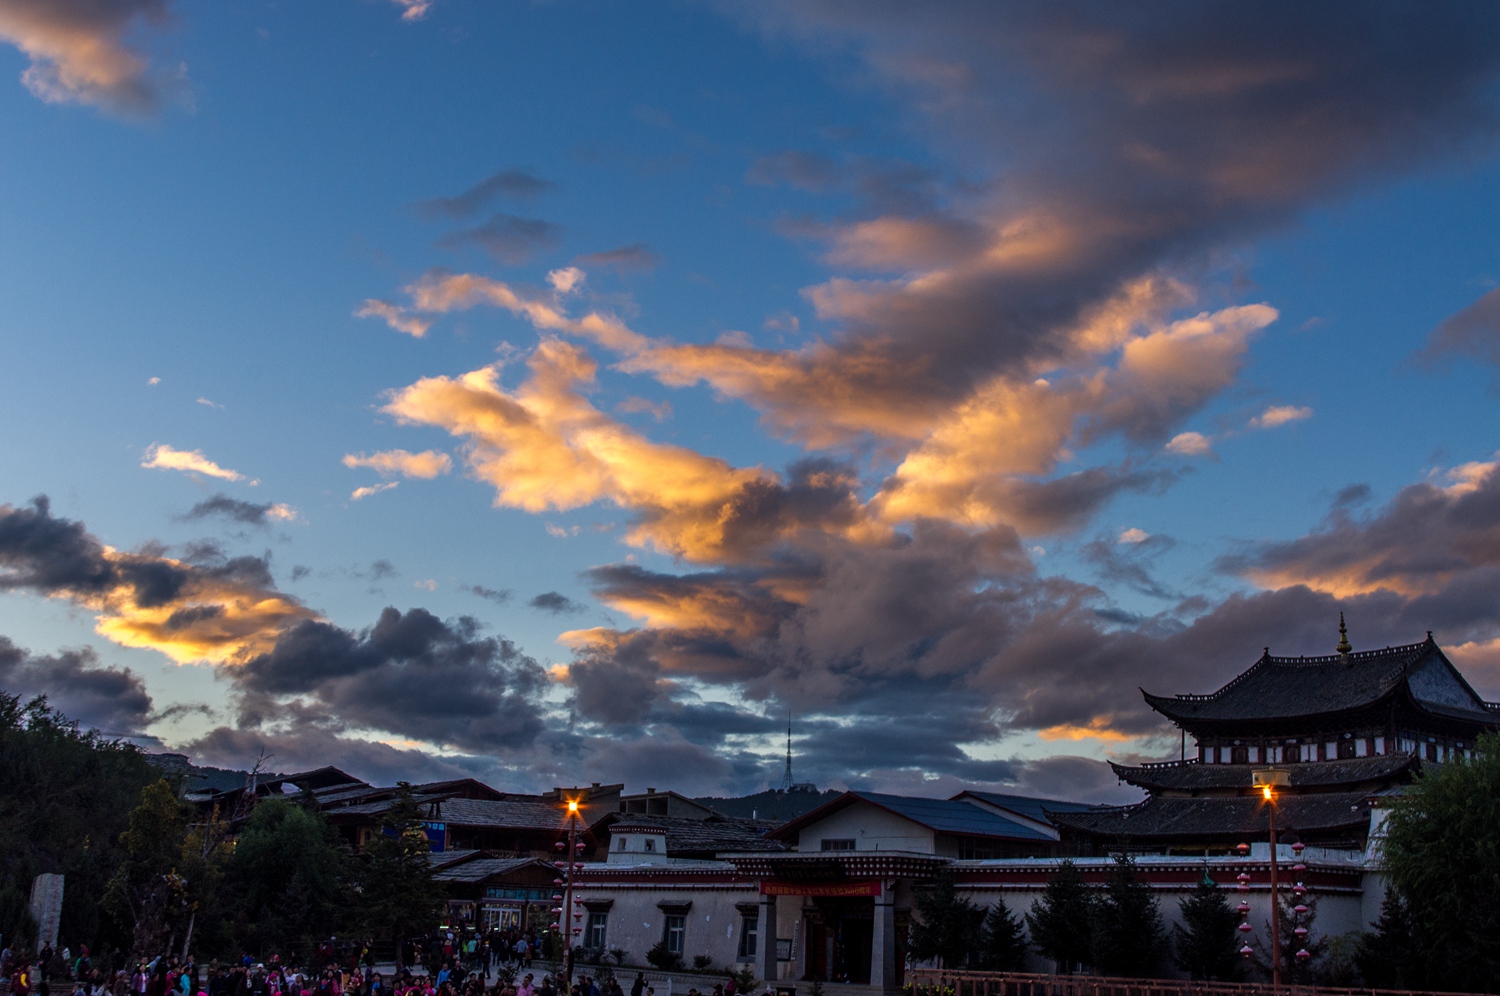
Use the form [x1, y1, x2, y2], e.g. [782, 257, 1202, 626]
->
[1027, 860, 1095, 974]
[1378, 731, 1500, 991]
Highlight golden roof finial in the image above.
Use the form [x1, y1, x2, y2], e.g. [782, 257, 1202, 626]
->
[1336, 612, 1352, 655]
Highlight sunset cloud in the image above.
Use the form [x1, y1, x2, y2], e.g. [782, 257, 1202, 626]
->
[1165, 432, 1214, 457]
[355, 299, 431, 338]
[343, 449, 453, 479]
[1250, 404, 1313, 429]
[0, 0, 179, 114]
[351, 482, 399, 501]
[142, 443, 247, 482]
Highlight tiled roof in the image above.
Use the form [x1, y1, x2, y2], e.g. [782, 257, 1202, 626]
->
[1047, 791, 1374, 841]
[855, 792, 1055, 842]
[439, 797, 608, 829]
[606, 815, 783, 856]
[1111, 753, 1418, 793]
[1143, 637, 1498, 726]
[432, 857, 547, 883]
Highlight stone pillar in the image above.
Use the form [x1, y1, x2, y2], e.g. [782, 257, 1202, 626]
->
[871, 883, 897, 991]
[758, 892, 778, 984]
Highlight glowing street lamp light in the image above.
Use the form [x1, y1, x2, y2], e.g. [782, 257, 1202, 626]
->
[559, 797, 585, 988]
[1253, 768, 1290, 991]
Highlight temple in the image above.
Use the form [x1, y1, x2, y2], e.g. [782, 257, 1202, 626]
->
[1048, 625, 1500, 852]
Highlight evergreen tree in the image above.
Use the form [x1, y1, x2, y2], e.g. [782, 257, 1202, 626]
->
[1093, 853, 1165, 978]
[975, 900, 1028, 972]
[907, 870, 983, 967]
[104, 779, 192, 955]
[225, 799, 353, 956]
[356, 784, 444, 968]
[1257, 890, 1326, 985]
[1172, 873, 1240, 981]
[1026, 860, 1095, 974]
[1381, 731, 1500, 992]
[1357, 890, 1421, 989]
[0, 690, 158, 952]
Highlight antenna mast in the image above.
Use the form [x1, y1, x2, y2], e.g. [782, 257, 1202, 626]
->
[780, 711, 793, 791]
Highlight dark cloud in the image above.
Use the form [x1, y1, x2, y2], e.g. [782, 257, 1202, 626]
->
[417, 169, 556, 219]
[234, 607, 550, 755]
[0, 636, 153, 735]
[529, 591, 584, 615]
[0, 496, 117, 595]
[1082, 532, 1178, 600]
[1420, 286, 1500, 369]
[369, 559, 398, 580]
[574, 243, 661, 272]
[436, 213, 562, 264]
[464, 584, 512, 604]
[179, 494, 280, 527]
[747, 151, 842, 192]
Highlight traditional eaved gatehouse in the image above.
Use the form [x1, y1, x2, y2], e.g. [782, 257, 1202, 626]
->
[1049, 625, 1500, 852]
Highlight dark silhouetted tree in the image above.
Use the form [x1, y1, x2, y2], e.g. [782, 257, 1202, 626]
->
[356, 784, 443, 968]
[1093, 853, 1165, 977]
[908, 870, 983, 967]
[976, 899, 1028, 972]
[1027, 860, 1095, 974]
[1173, 873, 1241, 981]
[1380, 732, 1500, 992]
[1357, 890, 1420, 989]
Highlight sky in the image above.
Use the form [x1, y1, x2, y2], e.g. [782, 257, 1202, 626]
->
[3, 0, 1500, 804]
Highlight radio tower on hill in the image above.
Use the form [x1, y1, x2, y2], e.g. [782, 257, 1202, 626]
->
[780, 711, 793, 792]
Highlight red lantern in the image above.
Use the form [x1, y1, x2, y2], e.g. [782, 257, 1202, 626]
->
[1240, 946, 1254, 959]
[1237, 843, 1250, 855]
[1295, 949, 1311, 962]
[1294, 927, 1308, 939]
[1237, 902, 1250, 916]
[1293, 904, 1309, 916]
[1291, 842, 1306, 855]
[552, 894, 563, 902]
[1238, 923, 1253, 934]
[549, 923, 560, 931]
[550, 907, 562, 915]
[1292, 884, 1307, 896]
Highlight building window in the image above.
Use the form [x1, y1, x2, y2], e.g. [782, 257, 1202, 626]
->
[617, 837, 628, 851]
[1230, 746, 1249, 764]
[821, 838, 856, 851]
[1283, 744, 1301, 763]
[737, 914, 758, 960]
[663, 915, 686, 955]
[586, 912, 608, 949]
[1337, 739, 1356, 760]
[1426, 742, 1438, 763]
[644, 838, 656, 852]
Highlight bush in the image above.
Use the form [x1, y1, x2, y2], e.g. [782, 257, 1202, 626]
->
[610, 948, 628, 966]
[727, 965, 757, 991]
[692, 955, 715, 971]
[646, 941, 683, 970]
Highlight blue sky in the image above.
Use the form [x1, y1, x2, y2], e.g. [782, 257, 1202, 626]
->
[2, 1, 1500, 801]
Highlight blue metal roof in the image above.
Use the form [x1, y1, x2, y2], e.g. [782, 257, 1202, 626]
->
[853, 791, 1054, 841]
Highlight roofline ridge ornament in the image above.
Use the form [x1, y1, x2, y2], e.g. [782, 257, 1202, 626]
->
[1336, 612, 1352, 656]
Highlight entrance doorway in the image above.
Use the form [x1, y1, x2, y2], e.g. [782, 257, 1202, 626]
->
[804, 899, 874, 985]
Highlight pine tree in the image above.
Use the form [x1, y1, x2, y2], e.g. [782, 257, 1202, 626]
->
[1257, 890, 1325, 985]
[1356, 890, 1422, 989]
[975, 900, 1028, 972]
[1172, 873, 1241, 981]
[356, 783, 444, 968]
[1093, 853, 1165, 978]
[908, 870, 983, 967]
[1026, 860, 1095, 974]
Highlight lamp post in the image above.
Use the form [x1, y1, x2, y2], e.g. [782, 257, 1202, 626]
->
[554, 799, 583, 989]
[1252, 768, 1289, 991]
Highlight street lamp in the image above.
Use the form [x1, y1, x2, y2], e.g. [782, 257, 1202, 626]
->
[1253, 768, 1290, 991]
[557, 798, 584, 987]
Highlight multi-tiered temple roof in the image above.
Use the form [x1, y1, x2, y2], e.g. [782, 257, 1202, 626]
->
[1141, 634, 1498, 734]
[1047, 628, 1500, 853]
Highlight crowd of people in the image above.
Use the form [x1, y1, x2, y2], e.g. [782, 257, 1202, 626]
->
[0, 930, 753, 996]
